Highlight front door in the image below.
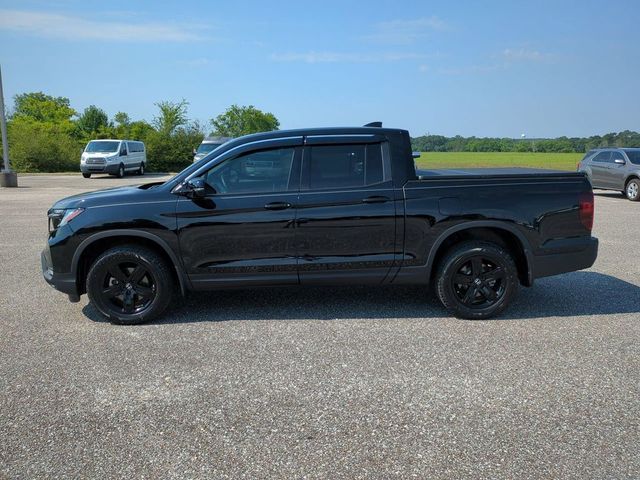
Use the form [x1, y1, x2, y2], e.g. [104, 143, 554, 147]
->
[176, 143, 302, 289]
[590, 151, 611, 187]
[295, 139, 398, 284]
[608, 151, 628, 190]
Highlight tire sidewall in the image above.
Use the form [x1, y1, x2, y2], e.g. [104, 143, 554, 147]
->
[86, 248, 172, 324]
[626, 179, 640, 201]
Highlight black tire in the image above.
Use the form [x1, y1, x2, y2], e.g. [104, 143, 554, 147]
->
[138, 163, 145, 175]
[86, 245, 174, 324]
[435, 241, 518, 320]
[117, 164, 125, 178]
[625, 178, 640, 201]
[82, 173, 91, 178]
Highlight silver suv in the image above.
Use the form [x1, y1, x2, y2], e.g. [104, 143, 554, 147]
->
[578, 148, 640, 201]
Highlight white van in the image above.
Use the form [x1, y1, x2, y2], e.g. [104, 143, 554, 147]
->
[193, 136, 232, 162]
[80, 139, 146, 178]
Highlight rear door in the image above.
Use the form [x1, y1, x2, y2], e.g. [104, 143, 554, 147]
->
[295, 136, 398, 284]
[590, 151, 611, 187]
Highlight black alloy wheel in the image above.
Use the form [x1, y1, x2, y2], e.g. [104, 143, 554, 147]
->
[101, 261, 156, 314]
[86, 245, 173, 324]
[436, 241, 518, 319]
[451, 256, 505, 308]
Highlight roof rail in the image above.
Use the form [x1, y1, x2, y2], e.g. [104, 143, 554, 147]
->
[363, 121, 382, 127]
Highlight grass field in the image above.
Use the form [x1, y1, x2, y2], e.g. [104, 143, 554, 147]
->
[415, 152, 582, 171]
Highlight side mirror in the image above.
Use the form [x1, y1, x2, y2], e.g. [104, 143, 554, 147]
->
[192, 148, 197, 155]
[174, 178, 207, 198]
[614, 158, 625, 165]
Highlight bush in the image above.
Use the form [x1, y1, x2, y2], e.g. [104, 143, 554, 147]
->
[8, 119, 81, 172]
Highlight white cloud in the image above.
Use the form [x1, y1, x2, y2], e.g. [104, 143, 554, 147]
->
[270, 51, 427, 64]
[0, 9, 207, 42]
[502, 48, 550, 62]
[363, 16, 448, 45]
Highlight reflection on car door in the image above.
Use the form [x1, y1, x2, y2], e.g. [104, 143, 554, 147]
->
[295, 138, 397, 285]
[176, 141, 303, 289]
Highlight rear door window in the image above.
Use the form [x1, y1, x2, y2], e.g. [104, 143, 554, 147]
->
[305, 144, 384, 190]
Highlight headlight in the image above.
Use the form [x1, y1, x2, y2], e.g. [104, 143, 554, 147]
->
[48, 208, 85, 232]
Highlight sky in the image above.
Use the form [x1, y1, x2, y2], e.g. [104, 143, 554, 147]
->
[0, 0, 639, 138]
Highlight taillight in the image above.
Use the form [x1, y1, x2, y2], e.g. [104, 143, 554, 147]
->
[579, 191, 594, 231]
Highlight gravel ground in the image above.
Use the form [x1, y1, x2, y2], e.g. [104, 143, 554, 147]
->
[1, 175, 638, 479]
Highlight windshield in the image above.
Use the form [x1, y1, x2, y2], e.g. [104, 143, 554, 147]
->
[85, 141, 120, 153]
[623, 150, 640, 165]
[196, 143, 222, 155]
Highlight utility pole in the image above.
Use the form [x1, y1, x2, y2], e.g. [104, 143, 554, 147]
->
[0, 65, 18, 187]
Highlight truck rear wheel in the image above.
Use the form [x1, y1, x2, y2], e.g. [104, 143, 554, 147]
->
[435, 241, 518, 320]
[86, 245, 174, 324]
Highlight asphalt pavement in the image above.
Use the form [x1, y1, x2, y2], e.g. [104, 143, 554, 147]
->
[1, 174, 638, 479]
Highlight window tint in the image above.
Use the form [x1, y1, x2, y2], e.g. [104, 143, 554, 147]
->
[119, 143, 127, 155]
[592, 151, 611, 163]
[623, 150, 640, 165]
[126, 142, 144, 153]
[307, 144, 384, 189]
[204, 147, 295, 195]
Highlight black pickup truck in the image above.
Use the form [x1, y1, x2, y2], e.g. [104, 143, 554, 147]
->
[42, 125, 598, 324]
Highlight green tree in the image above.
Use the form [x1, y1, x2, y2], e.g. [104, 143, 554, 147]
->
[76, 105, 109, 134]
[210, 104, 279, 137]
[153, 99, 188, 135]
[114, 111, 130, 127]
[12, 92, 75, 123]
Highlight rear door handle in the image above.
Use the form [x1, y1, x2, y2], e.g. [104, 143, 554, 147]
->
[362, 195, 390, 204]
[264, 202, 292, 211]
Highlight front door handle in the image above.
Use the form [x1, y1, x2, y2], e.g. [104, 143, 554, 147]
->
[264, 202, 292, 211]
[362, 195, 390, 204]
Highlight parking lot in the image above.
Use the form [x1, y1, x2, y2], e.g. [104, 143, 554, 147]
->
[1, 174, 638, 478]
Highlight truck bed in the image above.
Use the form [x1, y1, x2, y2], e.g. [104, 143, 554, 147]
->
[416, 167, 577, 179]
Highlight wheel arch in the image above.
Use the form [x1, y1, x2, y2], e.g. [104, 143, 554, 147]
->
[426, 221, 534, 286]
[72, 230, 189, 296]
[624, 174, 639, 187]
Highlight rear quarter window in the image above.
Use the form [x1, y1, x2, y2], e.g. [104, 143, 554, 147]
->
[624, 150, 640, 165]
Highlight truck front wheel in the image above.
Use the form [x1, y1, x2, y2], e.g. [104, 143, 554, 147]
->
[435, 241, 518, 320]
[86, 245, 174, 325]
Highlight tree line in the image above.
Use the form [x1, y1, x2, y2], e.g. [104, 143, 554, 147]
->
[0, 92, 279, 172]
[1, 91, 639, 173]
[411, 131, 640, 153]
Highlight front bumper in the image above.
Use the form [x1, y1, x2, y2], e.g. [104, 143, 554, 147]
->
[80, 163, 121, 174]
[531, 236, 598, 280]
[41, 250, 80, 302]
